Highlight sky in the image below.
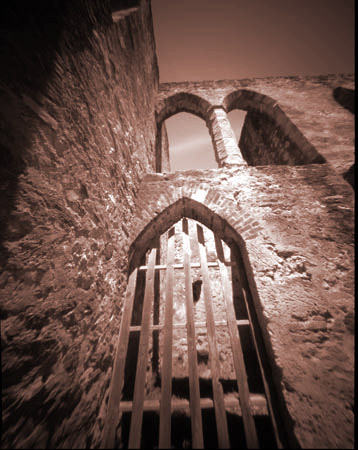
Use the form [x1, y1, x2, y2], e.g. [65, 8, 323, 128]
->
[151, 0, 355, 171]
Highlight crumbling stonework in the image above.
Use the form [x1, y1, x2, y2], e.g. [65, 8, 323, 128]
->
[1, 1, 158, 448]
[0, 0, 354, 448]
[157, 75, 355, 175]
[129, 166, 354, 448]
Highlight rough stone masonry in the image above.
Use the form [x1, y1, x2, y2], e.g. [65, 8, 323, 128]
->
[0, 0, 354, 448]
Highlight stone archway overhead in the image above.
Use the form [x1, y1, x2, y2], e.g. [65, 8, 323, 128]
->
[223, 89, 326, 165]
[223, 89, 279, 115]
[155, 92, 214, 124]
[155, 92, 247, 169]
[128, 194, 262, 273]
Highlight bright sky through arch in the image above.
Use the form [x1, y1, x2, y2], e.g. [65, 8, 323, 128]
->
[151, 0, 354, 171]
[165, 113, 217, 171]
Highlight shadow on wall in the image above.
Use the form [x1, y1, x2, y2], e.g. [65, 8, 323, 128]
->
[332, 87, 355, 190]
[223, 89, 326, 166]
[0, 0, 111, 268]
[0, 0, 65, 267]
[342, 164, 355, 190]
[0, 1, 112, 448]
[333, 87, 355, 114]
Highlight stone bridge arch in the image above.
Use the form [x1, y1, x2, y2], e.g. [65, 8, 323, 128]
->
[223, 89, 326, 165]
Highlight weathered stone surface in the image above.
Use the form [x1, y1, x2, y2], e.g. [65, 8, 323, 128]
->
[343, 163, 355, 189]
[129, 164, 354, 448]
[0, 1, 354, 449]
[239, 110, 324, 165]
[333, 86, 355, 113]
[157, 75, 355, 177]
[0, 0, 158, 448]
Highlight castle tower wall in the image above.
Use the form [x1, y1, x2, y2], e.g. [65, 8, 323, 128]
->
[0, 1, 159, 448]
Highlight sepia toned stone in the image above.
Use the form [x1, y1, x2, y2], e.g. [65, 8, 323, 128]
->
[0, 0, 354, 449]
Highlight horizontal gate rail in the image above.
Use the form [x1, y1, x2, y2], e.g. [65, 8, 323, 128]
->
[138, 261, 234, 271]
[128, 319, 250, 332]
[118, 393, 269, 415]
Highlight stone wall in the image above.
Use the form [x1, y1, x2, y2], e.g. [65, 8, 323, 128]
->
[157, 74, 355, 177]
[0, 1, 354, 448]
[155, 122, 170, 172]
[0, 0, 158, 448]
[129, 165, 354, 448]
[239, 110, 324, 165]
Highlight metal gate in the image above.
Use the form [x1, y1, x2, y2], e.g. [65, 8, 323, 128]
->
[103, 217, 284, 448]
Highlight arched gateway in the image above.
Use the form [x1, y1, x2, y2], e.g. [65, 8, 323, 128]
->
[102, 205, 288, 449]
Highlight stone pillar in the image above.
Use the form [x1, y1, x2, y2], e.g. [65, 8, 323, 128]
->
[156, 121, 170, 172]
[207, 107, 247, 167]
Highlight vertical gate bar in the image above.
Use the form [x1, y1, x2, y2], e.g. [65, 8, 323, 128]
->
[182, 218, 204, 449]
[102, 267, 138, 448]
[196, 225, 230, 448]
[241, 287, 283, 448]
[159, 227, 176, 448]
[214, 235, 259, 449]
[128, 246, 158, 449]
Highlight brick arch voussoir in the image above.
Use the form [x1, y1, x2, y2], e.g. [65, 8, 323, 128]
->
[222, 89, 325, 164]
[128, 191, 263, 272]
[223, 89, 306, 134]
[155, 92, 214, 125]
[223, 89, 272, 114]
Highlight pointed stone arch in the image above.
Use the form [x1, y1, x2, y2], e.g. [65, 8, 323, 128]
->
[156, 92, 214, 124]
[223, 89, 326, 165]
[103, 196, 295, 448]
[128, 195, 258, 274]
[127, 193, 267, 380]
[155, 93, 216, 172]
